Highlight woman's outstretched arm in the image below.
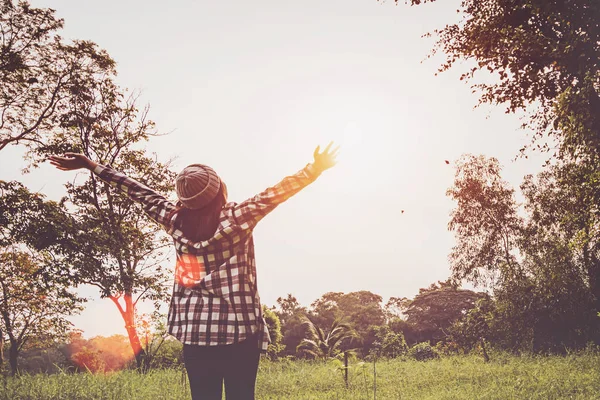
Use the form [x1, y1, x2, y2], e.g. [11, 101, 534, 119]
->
[232, 142, 340, 230]
[49, 153, 177, 228]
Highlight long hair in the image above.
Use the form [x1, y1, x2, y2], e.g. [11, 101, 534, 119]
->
[170, 183, 228, 242]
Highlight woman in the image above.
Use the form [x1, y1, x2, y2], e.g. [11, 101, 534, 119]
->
[49, 143, 339, 400]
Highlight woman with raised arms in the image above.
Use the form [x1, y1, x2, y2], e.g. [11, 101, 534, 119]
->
[49, 142, 339, 400]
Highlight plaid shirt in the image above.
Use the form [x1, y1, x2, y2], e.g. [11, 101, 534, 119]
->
[93, 163, 321, 352]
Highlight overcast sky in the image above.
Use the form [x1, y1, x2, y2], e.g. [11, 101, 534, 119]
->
[1, 0, 549, 338]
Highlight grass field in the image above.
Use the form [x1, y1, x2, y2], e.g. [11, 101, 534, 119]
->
[2, 352, 600, 399]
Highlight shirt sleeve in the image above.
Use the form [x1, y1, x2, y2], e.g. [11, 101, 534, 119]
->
[93, 164, 177, 228]
[232, 163, 322, 230]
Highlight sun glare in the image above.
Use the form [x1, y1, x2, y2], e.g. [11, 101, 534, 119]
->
[332, 121, 364, 164]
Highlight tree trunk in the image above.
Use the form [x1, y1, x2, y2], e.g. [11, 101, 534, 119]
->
[110, 293, 148, 371]
[344, 351, 348, 388]
[8, 340, 18, 376]
[122, 294, 147, 372]
[589, 261, 600, 345]
[589, 262, 600, 309]
[481, 338, 490, 362]
[0, 328, 4, 372]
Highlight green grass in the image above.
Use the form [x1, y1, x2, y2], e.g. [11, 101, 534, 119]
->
[2, 352, 600, 399]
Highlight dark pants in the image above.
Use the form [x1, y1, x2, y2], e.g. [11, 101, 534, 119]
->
[183, 333, 261, 400]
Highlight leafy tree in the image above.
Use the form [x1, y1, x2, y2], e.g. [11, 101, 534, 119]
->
[296, 317, 356, 360]
[0, 0, 115, 153]
[447, 154, 523, 285]
[17, 345, 69, 374]
[144, 336, 183, 369]
[309, 292, 344, 329]
[273, 295, 309, 357]
[449, 297, 495, 358]
[448, 156, 599, 351]
[519, 161, 600, 348]
[133, 311, 179, 370]
[383, 296, 410, 321]
[368, 325, 407, 358]
[262, 305, 284, 359]
[0, 250, 82, 375]
[394, 0, 600, 352]
[400, 0, 600, 162]
[37, 78, 176, 369]
[0, 180, 82, 375]
[405, 280, 487, 344]
[0, 180, 74, 257]
[309, 291, 386, 354]
[388, 317, 419, 346]
[151, 338, 183, 369]
[522, 161, 600, 310]
[274, 294, 304, 327]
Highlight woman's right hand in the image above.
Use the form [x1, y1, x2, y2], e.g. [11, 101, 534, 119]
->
[48, 153, 97, 171]
[313, 142, 340, 173]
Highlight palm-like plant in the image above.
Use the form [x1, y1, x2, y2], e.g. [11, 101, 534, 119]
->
[296, 316, 357, 360]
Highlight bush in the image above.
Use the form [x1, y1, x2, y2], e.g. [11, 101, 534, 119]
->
[148, 338, 183, 369]
[408, 342, 439, 361]
[366, 325, 408, 359]
[380, 331, 408, 358]
[263, 306, 284, 360]
[435, 340, 462, 356]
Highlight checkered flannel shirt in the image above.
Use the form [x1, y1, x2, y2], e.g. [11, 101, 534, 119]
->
[93, 163, 321, 352]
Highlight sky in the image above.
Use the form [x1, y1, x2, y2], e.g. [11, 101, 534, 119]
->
[1, 0, 549, 338]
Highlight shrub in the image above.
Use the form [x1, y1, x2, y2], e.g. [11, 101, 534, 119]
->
[435, 340, 462, 356]
[380, 331, 408, 358]
[263, 306, 285, 360]
[367, 325, 408, 358]
[408, 342, 439, 361]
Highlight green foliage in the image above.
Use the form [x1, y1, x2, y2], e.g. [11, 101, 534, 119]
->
[146, 339, 183, 369]
[405, 279, 487, 344]
[262, 305, 284, 360]
[309, 291, 386, 354]
[447, 155, 523, 285]
[296, 317, 356, 360]
[0, 180, 74, 255]
[412, 0, 600, 351]
[1, 0, 175, 371]
[408, 342, 440, 361]
[0, 181, 84, 375]
[388, 317, 419, 346]
[33, 70, 176, 368]
[434, 340, 462, 356]
[449, 297, 494, 353]
[273, 294, 310, 357]
[370, 325, 407, 358]
[16, 347, 69, 375]
[447, 153, 600, 352]
[407, 0, 600, 162]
